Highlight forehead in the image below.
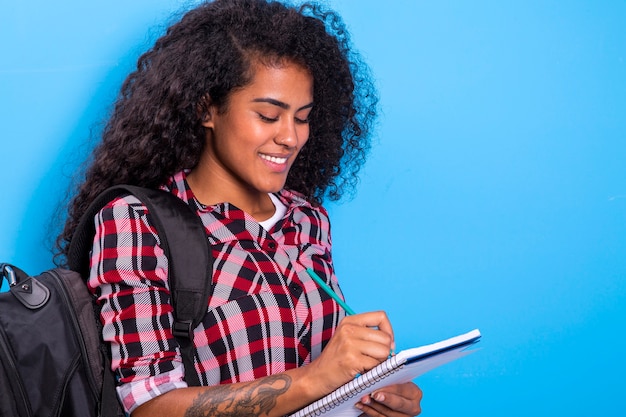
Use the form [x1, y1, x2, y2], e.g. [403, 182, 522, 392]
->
[237, 61, 314, 102]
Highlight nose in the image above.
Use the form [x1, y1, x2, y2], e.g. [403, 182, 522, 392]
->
[274, 119, 299, 148]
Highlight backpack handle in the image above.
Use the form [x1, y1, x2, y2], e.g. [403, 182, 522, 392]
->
[1, 264, 18, 287]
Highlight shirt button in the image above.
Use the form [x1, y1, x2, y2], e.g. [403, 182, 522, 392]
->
[267, 241, 277, 250]
[290, 283, 302, 297]
[301, 335, 311, 348]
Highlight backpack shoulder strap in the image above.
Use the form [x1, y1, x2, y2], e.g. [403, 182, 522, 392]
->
[67, 185, 212, 386]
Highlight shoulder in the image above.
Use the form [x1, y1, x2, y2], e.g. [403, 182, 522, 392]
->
[96, 194, 149, 221]
[95, 171, 190, 223]
[92, 194, 159, 249]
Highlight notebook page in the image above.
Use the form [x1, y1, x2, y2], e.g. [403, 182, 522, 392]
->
[293, 346, 476, 417]
[289, 328, 481, 417]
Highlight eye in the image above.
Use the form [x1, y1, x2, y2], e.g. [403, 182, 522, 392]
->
[295, 109, 312, 125]
[258, 113, 279, 123]
[295, 116, 310, 124]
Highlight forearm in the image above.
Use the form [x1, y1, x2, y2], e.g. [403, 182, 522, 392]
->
[132, 311, 399, 417]
[132, 366, 320, 417]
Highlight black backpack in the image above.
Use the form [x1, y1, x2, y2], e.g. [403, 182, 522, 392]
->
[0, 185, 212, 417]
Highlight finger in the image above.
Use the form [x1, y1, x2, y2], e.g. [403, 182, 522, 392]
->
[333, 327, 393, 366]
[341, 323, 393, 351]
[352, 357, 387, 378]
[370, 391, 417, 416]
[373, 382, 422, 401]
[354, 397, 396, 417]
[345, 311, 395, 351]
[362, 383, 423, 416]
[357, 398, 420, 417]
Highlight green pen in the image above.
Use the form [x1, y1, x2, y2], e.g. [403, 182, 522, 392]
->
[306, 267, 356, 315]
[306, 267, 395, 357]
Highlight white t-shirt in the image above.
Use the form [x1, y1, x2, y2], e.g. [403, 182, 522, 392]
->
[259, 193, 287, 230]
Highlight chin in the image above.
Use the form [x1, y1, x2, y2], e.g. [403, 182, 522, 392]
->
[258, 181, 287, 194]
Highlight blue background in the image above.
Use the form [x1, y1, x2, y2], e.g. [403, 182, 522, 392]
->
[2, 1, 625, 415]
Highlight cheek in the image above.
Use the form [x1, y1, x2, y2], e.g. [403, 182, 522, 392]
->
[218, 119, 264, 150]
[298, 125, 311, 148]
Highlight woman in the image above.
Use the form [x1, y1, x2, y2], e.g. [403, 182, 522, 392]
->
[57, 0, 423, 415]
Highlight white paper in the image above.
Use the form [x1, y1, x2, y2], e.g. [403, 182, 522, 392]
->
[290, 329, 481, 417]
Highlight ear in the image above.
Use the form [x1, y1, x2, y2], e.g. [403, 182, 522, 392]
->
[201, 107, 216, 129]
[198, 94, 216, 128]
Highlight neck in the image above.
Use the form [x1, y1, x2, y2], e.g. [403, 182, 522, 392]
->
[187, 166, 276, 221]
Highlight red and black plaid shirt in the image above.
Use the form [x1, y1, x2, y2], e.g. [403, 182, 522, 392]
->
[87, 171, 346, 413]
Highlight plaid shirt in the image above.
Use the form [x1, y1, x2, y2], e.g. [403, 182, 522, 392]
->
[88, 171, 346, 413]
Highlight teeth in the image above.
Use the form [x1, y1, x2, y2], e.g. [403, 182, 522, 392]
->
[260, 154, 287, 164]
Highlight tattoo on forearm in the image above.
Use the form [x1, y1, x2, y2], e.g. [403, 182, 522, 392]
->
[184, 374, 292, 417]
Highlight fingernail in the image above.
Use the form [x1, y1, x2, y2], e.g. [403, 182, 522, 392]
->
[374, 392, 385, 402]
[355, 402, 363, 410]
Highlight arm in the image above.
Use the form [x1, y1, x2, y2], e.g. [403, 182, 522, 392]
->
[133, 311, 396, 417]
[133, 369, 305, 417]
[90, 196, 396, 416]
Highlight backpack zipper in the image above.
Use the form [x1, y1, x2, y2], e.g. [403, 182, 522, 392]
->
[0, 325, 33, 416]
[50, 270, 101, 401]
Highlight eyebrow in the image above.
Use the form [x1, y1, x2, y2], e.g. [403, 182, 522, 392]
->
[252, 97, 314, 111]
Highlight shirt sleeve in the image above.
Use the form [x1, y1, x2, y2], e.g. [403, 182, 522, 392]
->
[87, 195, 188, 414]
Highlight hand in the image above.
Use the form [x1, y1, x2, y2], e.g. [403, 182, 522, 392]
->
[355, 382, 423, 416]
[305, 311, 395, 395]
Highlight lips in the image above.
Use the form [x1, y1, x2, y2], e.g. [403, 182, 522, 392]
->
[259, 153, 288, 165]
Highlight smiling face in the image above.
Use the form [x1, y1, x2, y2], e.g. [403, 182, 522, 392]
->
[189, 61, 314, 213]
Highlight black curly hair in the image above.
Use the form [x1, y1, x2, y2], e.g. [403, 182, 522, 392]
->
[56, 0, 378, 263]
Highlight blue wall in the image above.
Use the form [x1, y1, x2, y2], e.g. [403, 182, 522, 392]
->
[2, 1, 625, 415]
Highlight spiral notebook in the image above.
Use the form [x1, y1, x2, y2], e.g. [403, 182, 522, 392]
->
[289, 329, 481, 417]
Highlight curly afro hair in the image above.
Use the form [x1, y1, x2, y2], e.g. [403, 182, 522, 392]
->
[57, 0, 378, 263]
